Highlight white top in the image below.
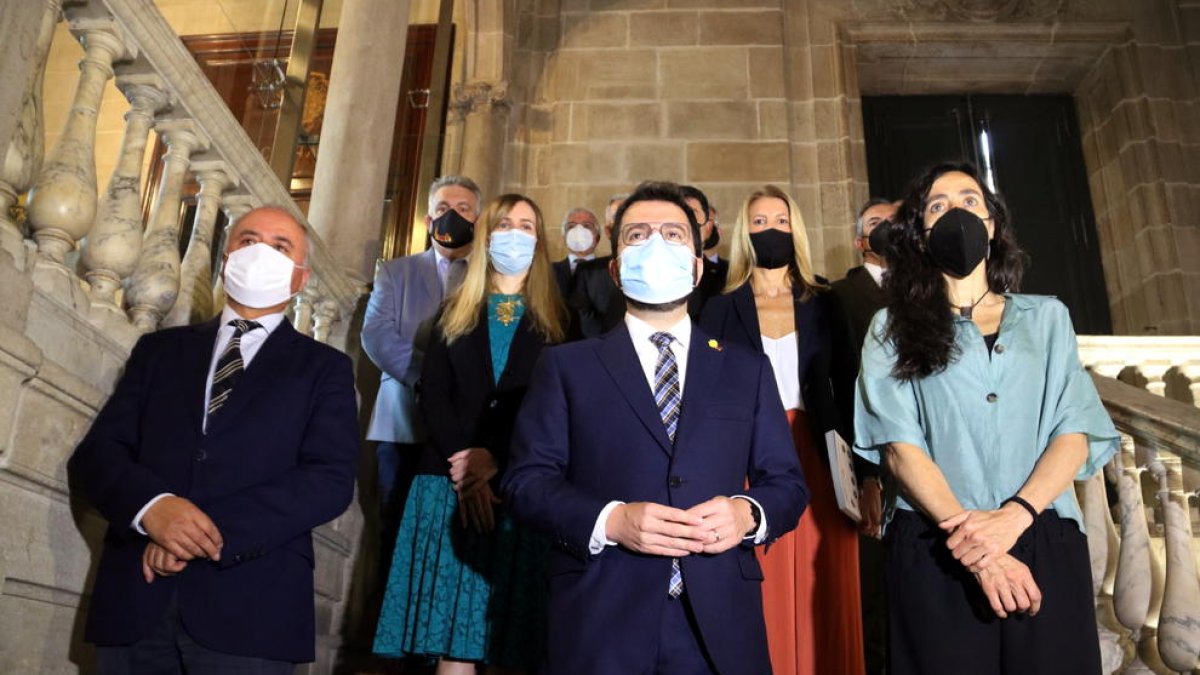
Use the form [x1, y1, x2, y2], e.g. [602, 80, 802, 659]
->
[761, 332, 803, 412]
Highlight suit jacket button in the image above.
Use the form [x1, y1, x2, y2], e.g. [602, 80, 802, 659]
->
[669, 476, 683, 488]
[489, 399, 498, 409]
[195, 449, 207, 461]
[986, 393, 998, 403]
[994, 344, 1006, 354]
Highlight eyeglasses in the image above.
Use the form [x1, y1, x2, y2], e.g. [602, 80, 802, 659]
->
[620, 222, 691, 246]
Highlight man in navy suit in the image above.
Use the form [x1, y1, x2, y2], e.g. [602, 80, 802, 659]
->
[361, 176, 479, 520]
[504, 182, 809, 675]
[68, 207, 359, 673]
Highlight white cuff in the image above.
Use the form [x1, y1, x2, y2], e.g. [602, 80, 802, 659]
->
[730, 495, 768, 544]
[589, 501, 624, 555]
[131, 493, 174, 535]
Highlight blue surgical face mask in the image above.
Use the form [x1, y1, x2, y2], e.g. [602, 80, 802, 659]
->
[488, 229, 537, 275]
[618, 233, 697, 305]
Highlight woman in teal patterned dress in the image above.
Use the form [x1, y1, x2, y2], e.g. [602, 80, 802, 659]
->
[374, 194, 568, 673]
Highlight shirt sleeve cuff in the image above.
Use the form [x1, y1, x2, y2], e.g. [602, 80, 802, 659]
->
[589, 500, 625, 555]
[731, 495, 768, 544]
[131, 493, 174, 535]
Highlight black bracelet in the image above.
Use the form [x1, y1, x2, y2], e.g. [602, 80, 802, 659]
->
[1002, 495, 1038, 522]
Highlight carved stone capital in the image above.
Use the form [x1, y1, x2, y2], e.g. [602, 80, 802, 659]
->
[190, 160, 238, 197]
[220, 193, 259, 224]
[116, 73, 171, 117]
[154, 118, 210, 162]
[68, 18, 136, 74]
[451, 80, 510, 117]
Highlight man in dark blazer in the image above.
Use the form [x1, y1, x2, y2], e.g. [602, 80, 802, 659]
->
[552, 206, 601, 296]
[361, 176, 479, 520]
[831, 198, 895, 350]
[680, 186, 728, 318]
[568, 194, 627, 338]
[68, 207, 359, 672]
[504, 182, 808, 675]
[829, 196, 896, 675]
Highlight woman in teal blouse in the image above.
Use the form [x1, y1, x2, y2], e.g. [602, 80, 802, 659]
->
[854, 163, 1118, 675]
[374, 194, 567, 673]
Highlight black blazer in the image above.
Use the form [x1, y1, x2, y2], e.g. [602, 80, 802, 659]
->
[700, 282, 872, 477]
[569, 255, 623, 338]
[416, 306, 549, 480]
[552, 258, 573, 297]
[68, 319, 359, 662]
[830, 265, 885, 353]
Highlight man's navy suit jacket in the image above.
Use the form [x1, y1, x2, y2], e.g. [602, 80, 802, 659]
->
[68, 318, 359, 663]
[503, 321, 809, 675]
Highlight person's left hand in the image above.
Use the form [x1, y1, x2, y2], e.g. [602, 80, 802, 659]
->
[940, 503, 1034, 571]
[448, 447, 498, 496]
[858, 478, 883, 538]
[142, 541, 188, 584]
[686, 497, 755, 554]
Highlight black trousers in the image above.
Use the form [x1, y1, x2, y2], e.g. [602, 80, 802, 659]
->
[885, 509, 1101, 675]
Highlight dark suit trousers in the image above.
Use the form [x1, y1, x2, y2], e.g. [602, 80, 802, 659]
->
[653, 594, 719, 675]
[95, 592, 293, 675]
[885, 510, 1101, 675]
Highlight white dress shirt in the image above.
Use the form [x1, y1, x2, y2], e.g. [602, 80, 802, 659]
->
[131, 306, 287, 534]
[589, 312, 768, 554]
[864, 261, 886, 287]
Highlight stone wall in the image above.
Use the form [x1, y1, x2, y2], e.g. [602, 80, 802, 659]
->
[492, 0, 1200, 333]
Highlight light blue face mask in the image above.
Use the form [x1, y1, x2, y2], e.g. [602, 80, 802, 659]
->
[488, 229, 537, 275]
[618, 233, 697, 304]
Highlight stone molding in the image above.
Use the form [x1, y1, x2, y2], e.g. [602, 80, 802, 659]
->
[451, 80, 511, 117]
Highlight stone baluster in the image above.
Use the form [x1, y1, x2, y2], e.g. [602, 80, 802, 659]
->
[80, 76, 169, 317]
[0, 0, 63, 265]
[1153, 457, 1200, 672]
[162, 163, 234, 328]
[210, 194, 257, 312]
[312, 297, 338, 344]
[1078, 471, 1126, 673]
[125, 120, 208, 332]
[292, 287, 316, 336]
[1180, 364, 1200, 408]
[1137, 363, 1171, 398]
[1111, 435, 1158, 673]
[25, 21, 127, 289]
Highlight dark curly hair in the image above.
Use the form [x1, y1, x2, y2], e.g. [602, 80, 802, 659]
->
[883, 162, 1026, 380]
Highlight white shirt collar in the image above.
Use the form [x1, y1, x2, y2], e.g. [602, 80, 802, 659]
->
[219, 305, 286, 333]
[707, 252, 719, 264]
[864, 261, 886, 287]
[624, 311, 692, 347]
[568, 253, 596, 265]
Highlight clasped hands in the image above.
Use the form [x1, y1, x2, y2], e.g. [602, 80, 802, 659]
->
[939, 503, 1040, 618]
[138, 496, 223, 584]
[605, 497, 754, 557]
[450, 447, 500, 534]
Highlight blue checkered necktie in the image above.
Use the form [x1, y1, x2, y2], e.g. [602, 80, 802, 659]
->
[207, 319, 261, 419]
[650, 331, 684, 598]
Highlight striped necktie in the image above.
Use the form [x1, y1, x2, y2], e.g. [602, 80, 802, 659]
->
[650, 331, 684, 598]
[208, 319, 261, 419]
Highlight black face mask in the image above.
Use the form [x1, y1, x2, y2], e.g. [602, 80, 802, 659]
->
[926, 208, 989, 277]
[429, 208, 475, 249]
[750, 229, 793, 269]
[702, 227, 720, 251]
[866, 220, 891, 258]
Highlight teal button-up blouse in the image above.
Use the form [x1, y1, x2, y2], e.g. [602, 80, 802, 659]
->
[853, 294, 1119, 532]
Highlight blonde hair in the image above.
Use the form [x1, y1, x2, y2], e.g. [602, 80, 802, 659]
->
[724, 185, 824, 298]
[440, 194, 567, 344]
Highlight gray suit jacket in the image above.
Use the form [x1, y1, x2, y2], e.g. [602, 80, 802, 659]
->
[361, 248, 444, 443]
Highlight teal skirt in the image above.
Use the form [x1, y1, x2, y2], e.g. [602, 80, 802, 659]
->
[372, 474, 548, 669]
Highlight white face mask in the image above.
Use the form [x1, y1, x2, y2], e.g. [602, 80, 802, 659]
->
[618, 233, 697, 305]
[565, 224, 597, 254]
[223, 242, 300, 309]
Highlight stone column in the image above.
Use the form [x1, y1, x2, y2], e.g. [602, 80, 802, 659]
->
[25, 21, 126, 277]
[306, 0, 411, 284]
[453, 80, 510, 202]
[125, 120, 208, 332]
[0, 0, 62, 265]
[162, 163, 233, 328]
[81, 76, 170, 316]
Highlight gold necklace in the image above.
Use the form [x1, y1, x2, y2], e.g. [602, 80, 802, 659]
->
[495, 297, 523, 326]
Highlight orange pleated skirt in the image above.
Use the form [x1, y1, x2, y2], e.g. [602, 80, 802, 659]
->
[759, 409, 865, 675]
